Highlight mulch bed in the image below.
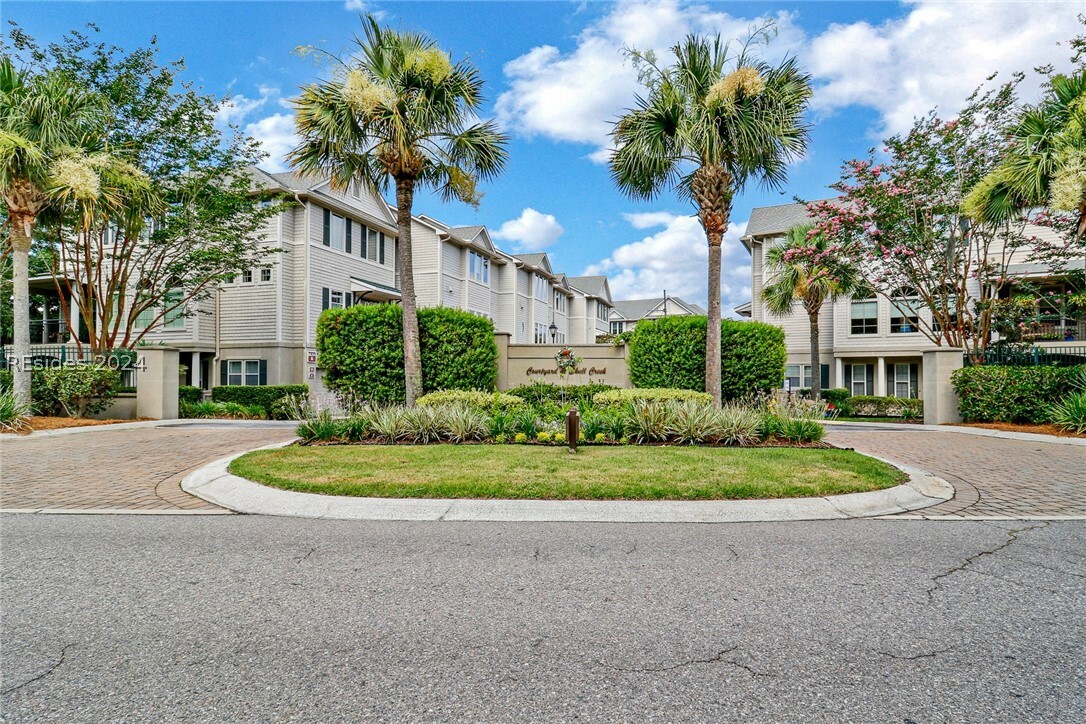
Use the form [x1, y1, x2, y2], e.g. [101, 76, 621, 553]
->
[952, 421, 1086, 439]
[1, 416, 149, 435]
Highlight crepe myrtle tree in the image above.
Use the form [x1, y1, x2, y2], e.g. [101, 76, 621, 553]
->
[762, 224, 862, 398]
[610, 24, 812, 406]
[809, 78, 1049, 359]
[5, 26, 283, 356]
[289, 15, 508, 406]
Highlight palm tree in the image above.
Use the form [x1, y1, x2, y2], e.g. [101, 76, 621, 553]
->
[289, 16, 508, 406]
[965, 71, 1086, 233]
[610, 29, 811, 406]
[0, 57, 108, 406]
[762, 224, 861, 399]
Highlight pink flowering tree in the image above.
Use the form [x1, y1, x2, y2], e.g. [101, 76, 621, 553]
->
[810, 79, 1038, 358]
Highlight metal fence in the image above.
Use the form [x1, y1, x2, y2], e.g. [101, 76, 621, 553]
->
[1, 344, 138, 387]
[964, 345, 1086, 367]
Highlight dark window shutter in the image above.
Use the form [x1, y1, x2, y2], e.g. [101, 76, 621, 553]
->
[220, 360, 228, 385]
[820, 364, 829, 390]
[910, 363, 919, 398]
[844, 365, 853, 390]
[322, 209, 330, 246]
[379, 233, 385, 265]
[345, 219, 352, 254]
[345, 291, 353, 308]
[321, 287, 329, 311]
[258, 359, 267, 386]
[866, 365, 875, 395]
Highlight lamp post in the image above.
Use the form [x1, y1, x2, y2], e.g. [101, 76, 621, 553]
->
[548, 322, 558, 343]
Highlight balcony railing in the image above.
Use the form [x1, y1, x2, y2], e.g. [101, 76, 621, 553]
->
[29, 319, 70, 344]
[967, 345, 1086, 367]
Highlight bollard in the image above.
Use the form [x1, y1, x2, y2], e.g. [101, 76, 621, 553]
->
[565, 405, 580, 453]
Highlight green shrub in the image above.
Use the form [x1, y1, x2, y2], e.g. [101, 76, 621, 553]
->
[627, 316, 786, 400]
[33, 365, 121, 418]
[778, 417, 826, 443]
[317, 304, 498, 405]
[951, 365, 1084, 423]
[296, 409, 342, 443]
[417, 390, 523, 412]
[798, 387, 851, 407]
[1049, 368, 1086, 434]
[505, 381, 618, 409]
[594, 387, 713, 407]
[841, 396, 923, 419]
[211, 384, 310, 418]
[179, 385, 203, 404]
[181, 401, 265, 420]
[0, 388, 32, 432]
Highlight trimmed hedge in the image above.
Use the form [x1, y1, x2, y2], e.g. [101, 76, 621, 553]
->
[317, 304, 499, 404]
[179, 385, 203, 404]
[951, 365, 1085, 423]
[212, 384, 309, 418]
[594, 387, 714, 407]
[34, 365, 122, 418]
[798, 388, 851, 407]
[628, 316, 786, 400]
[417, 390, 524, 411]
[840, 395, 923, 419]
[505, 382, 618, 409]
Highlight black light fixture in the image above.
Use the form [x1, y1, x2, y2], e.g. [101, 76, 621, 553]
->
[548, 322, 558, 342]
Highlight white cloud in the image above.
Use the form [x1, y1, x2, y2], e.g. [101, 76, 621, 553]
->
[245, 113, 297, 173]
[585, 211, 751, 317]
[807, 0, 1078, 136]
[492, 208, 565, 252]
[215, 92, 270, 127]
[344, 0, 385, 19]
[495, 0, 801, 160]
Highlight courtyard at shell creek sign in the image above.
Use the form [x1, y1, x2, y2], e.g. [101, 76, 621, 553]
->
[525, 366, 608, 378]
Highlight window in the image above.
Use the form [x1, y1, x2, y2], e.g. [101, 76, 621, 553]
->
[366, 227, 380, 262]
[889, 363, 919, 399]
[890, 289, 920, 334]
[329, 213, 346, 252]
[260, 268, 272, 283]
[534, 323, 548, 344]
[469, 251, 490, 284]
[596, 302, 609, 322]
[132, 299, 155, 329]
[785, 364, 814, 390]
[553, 291, 567, 314]
[242, 269, 253, 284]
[163, 289, 185, 329]
[535, 275, 549, 301]
[610, 321, 624, 335]
[330, 290, 344, 309]
[223, 274, 235, 285]
[321, 287, 352, 310]
[226, 359, 261, 386]
[850, 299, 878, 335]
[845, 363, 872, 396]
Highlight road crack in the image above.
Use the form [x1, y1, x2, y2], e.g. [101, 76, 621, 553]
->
[927, 522, 1048, 601]
[606, 646, 770, 676]
[1, 643, 75, 696]
[877, 647, 953, 661]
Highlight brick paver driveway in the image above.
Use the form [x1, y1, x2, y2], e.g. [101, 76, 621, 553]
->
[828, 424, 1086, 518]
[0, 423, 295, 513]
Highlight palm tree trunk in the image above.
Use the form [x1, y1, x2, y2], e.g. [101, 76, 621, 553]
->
[809, 309, 821, 399]
[8, 213, 33, 407]
[395, 178, 424, 406]
[706, 230, 723, 408]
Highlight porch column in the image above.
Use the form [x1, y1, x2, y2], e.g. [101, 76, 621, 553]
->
[137, 347, 179, 420]
[834, 358, 844, 389]
[875, 356, 887, 396]
[922, 349, 964, 425]
[68, 285, 81, 343]
[190, 352, 202, 389]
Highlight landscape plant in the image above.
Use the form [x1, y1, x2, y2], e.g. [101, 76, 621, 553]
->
[32, 364, 120, 418]
[951, 364, 1085, 423]
[1048, 367, 1086, 434]
[0, 387, 31, 431]
[212, 384, 310, 418]
[610, 24, 811, 406]
[290, 15, 508, 405]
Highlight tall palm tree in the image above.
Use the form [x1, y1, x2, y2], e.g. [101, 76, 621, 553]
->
[289, 16, 508, 405]
[762, 224, 861, 399]
[965, 71, 1086, 233]
[0, 57, 107, 406]
[610, 29, 811, 406]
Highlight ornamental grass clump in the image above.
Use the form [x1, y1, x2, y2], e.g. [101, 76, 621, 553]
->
[0, 388, 32, 433]
[1049, 367, 1086, 434]
[623, 400, 673, 443]
[666, 399, 723, 445]
[715, 403, 762, 446]
[370, 406, 409, 443]
[440, 403, 489, 443]
[296, 409, 342, 442]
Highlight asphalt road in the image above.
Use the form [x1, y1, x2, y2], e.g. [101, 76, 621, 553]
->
[2, 515, 1084, 722]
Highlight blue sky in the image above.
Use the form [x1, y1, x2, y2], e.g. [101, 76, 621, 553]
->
[8, 1, 1080, 314]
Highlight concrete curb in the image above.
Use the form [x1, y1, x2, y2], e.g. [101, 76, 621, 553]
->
[824, 420, 1086, 447]
[181, 441, 954, 524]
[0, 508, 232, 515]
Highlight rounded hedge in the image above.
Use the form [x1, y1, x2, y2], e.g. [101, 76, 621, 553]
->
[951, 364, 1085, 423]
[593, 387, 714, 407]
[417, 390, 524, 410]
[317, 304, 499, 404]
[627, 316, 786, 400]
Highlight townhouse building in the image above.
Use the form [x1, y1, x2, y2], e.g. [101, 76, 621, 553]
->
[566, 276, 615, 344]
[740, 201, 1085, 398]
[607, 296, 706, 335]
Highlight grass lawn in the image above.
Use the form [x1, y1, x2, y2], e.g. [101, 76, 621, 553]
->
[229, 445, 906, 501]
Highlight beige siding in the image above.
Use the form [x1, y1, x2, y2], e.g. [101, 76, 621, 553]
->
[467, 280, 491, 316]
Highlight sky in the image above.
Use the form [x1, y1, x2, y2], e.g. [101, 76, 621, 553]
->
[8, 0, 1082, 315]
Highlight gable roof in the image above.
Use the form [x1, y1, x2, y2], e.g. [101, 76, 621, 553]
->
[567, 275, 613, 305]
[743, 201, 818, 239]
[612, 296, 704, 320]
[446, 225, 497, 254]
[513, 253, 553, 275]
